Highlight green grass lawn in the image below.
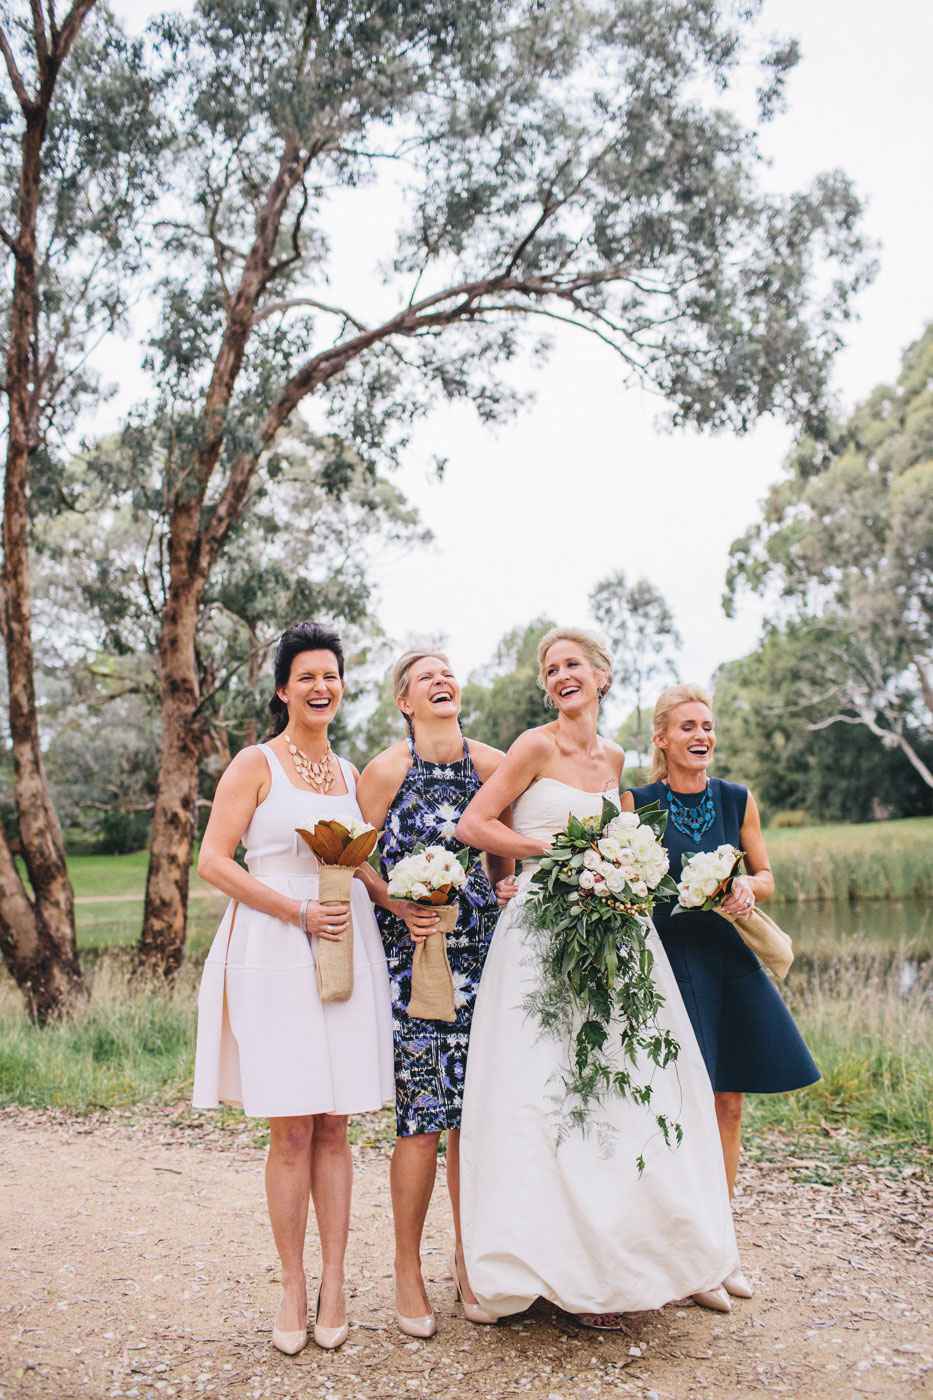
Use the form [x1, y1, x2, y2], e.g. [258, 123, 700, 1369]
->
[65, 850, 217, 901]
[766, 815, 932, 902]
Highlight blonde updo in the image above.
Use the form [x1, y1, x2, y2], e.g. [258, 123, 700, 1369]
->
[391, 648, 452, 733]
[536, 626, 613, 700]
[650, 683, 713, 781]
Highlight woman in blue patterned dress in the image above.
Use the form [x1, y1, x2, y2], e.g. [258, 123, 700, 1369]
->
[623, 683, 819, 1297]
[358, 651, 516, 1338]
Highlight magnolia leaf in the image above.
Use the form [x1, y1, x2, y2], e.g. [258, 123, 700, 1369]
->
[338, 829, 380, 866]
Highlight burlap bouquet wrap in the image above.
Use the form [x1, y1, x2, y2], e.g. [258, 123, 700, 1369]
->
[296, 821, 380, 1006]
[722, 906, 794, 980]
[408, 901, 459, 1022]
[316, 864, 356, 1003]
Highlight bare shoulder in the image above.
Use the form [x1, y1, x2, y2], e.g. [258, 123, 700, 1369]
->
[465, 738, 506, 781]
[601, 736, 625, 778]
[359, 739, 411, 786]
[509, 724, 557, 760]
[217, 743, 272, 798]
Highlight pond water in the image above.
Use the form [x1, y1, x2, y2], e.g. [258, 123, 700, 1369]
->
[777, 898, 931, 994]
[782, 897, 932, 955]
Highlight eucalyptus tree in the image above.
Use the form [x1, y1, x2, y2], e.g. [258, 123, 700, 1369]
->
[34, 421, 425, 814]
[725, 325, 933, 787]
[0, 1, 161, 1018]
[138, 0, 873, 974]
[590, 571, 682, 756]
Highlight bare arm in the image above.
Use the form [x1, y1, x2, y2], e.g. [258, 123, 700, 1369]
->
[197, 748, 348, 940]
[720, 789, 775, 913]
[467, 739, 517, 887]
[356, 744, 440, 941]
[456, 731, 553, 859]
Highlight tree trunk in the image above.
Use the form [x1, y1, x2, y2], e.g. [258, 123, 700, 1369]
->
[0, 93, 83, 1017]
[137, 574, 203, 977]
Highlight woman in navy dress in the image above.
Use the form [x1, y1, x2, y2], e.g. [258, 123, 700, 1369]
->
[624, 683, 818, 1295]
[358, 651, 515, 1338]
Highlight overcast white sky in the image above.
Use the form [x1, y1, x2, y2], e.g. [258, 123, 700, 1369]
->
[105, 0, 933, 700]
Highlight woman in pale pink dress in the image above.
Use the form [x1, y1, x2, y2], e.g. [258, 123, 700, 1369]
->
[193, 621, 393, 1356]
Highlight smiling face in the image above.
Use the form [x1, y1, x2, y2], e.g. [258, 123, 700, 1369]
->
[656, 700, 716, 777]
[399, 655, 461, 725]
[277, 649, 344, 729]
[542, 639, 607, 715]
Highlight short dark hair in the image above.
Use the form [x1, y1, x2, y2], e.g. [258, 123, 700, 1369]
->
[266, 621, 345, 737]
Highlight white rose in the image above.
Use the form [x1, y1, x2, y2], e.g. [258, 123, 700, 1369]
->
[578, 869, 596, 891]
[609, 812, 640, 833]
[597, 836, 622, 860]
[631, 878, 648, 897]
[605, 869, 627, 894]
[410, 882, 429, 901]
[583, 849, 602, 871]
[630, 826, 657, 853]
[594, 880, 611, 898]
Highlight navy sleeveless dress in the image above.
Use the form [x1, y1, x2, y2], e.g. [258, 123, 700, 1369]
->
[628, 778, 819, 1095]
[376, 737, 499, 1137]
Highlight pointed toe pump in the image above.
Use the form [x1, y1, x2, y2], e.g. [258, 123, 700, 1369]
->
[691, 1286, 732, 1314]
[450, 1250, 496, 1325]
[272, 1320, 308, 1356]
[723, 1268, 754, 1299]
[313, 1286, 349, 1351]
[396, 1309, 437, 1339]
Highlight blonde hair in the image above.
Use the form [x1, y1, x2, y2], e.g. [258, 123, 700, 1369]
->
[391, 649, 452, 732]
[536, 626, 613, 699]
[650, 683, 713, 781]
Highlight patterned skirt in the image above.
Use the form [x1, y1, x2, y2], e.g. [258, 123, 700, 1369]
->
[378, 905, 498, 1136]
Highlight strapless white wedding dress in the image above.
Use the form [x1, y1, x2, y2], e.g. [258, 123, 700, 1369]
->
[460, 779, 738, 1318]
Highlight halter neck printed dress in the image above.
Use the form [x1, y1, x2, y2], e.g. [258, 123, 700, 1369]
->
[628, 777, 819, 1094]
[460, 778, 738, 1319]
[376, 736, 500, 1138]
[193, 744, 394, 1118]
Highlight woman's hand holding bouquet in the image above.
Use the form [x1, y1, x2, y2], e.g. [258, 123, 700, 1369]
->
[674, 846, 794, 980]
[387, 844, 469, 1022]
[296, 818, 380, 1003]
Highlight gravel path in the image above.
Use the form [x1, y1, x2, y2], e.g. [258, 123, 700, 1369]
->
[1, 1108, 929, 1399]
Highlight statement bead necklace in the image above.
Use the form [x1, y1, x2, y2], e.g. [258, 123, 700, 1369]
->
[284, 732, 336, 792]
[664, 781, 716, 844]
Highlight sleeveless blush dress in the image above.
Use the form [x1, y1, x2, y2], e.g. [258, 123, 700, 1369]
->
[192, 744, 395, 1118]
[460, 779, 738, 1319]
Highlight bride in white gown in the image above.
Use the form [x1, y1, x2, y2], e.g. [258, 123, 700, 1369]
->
[456, 628, 739, 1325]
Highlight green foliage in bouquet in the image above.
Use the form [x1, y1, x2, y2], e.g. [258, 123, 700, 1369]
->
[522, 798, 682, 1170]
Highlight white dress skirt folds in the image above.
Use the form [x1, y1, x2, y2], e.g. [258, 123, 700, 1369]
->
[460, 779, 738, 1319]
[193, 745, 394, 1119]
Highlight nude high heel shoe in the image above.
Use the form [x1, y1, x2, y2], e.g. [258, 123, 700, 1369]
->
[450, 1249, 496, 1325]
[313, 1284, 349, 1351]
[395, 1270, 437, 1338]
[271, 1279, 308, 1355]
[723, 1268, 754, 1299]
[691, 1286, 732, 1314]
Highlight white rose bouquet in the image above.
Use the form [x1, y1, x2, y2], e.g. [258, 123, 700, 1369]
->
[674, 846, 794, 980]
[523, 798, 681, 1170]
[295, 818, 381, 1004]
[387, 843, 469, 1022]
[674, 845, 744, 911]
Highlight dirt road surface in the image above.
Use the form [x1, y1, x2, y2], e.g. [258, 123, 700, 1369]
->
[1, 1109, 929, 1400]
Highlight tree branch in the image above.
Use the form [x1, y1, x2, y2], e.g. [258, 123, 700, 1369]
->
[29, 1, 50, 74]
[251, 296, 368, 330]
[0, 24, 33, 111]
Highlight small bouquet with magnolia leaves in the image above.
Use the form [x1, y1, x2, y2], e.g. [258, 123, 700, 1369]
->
[674, 846, 794, 980]
[387, 844, 469, 1023]
[523, 798, 681, 1169]
[296, 819, 380, 1003]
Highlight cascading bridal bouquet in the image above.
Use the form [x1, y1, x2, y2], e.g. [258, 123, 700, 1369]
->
[522, 799, 682, 1169]
[296, 818, 380, 1003]
[387, 844, 469, 1023]
[674, 846, 794, 980]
